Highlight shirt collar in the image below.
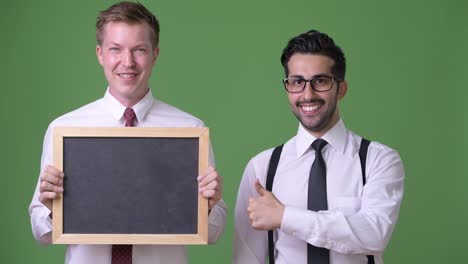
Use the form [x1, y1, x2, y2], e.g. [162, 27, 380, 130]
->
[102, 88, 155, 125]
[295, 119, 348, 157]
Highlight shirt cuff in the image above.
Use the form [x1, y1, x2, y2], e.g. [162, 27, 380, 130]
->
[280, 206, 334, 249]
[281, 206, 308, 237]
[38, 208, 53, 239]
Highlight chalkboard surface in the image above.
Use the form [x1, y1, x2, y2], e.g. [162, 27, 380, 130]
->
[63, 137, 198, 234]
[52, 127, 209, 244]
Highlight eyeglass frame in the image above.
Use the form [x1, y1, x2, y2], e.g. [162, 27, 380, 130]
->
[282, 74, 343, 93]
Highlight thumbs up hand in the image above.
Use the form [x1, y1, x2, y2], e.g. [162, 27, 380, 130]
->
[247, 179, 285, 230]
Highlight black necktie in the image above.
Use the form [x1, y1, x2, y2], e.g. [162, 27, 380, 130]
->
[307, 138, 329, 264]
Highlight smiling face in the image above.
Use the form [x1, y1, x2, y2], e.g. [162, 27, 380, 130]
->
[96, 21, 159, 107]
[286, 53, 347, 138]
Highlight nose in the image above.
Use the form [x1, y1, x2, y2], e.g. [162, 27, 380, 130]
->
[122, 50, 135, 68]
[302, 80, 316, 99]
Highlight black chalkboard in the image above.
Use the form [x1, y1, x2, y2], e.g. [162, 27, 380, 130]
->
[52, 127, 209, 244]
[63, 137, 198, 234]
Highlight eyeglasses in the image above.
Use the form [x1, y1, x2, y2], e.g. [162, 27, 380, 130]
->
[282, 75, 341, 93]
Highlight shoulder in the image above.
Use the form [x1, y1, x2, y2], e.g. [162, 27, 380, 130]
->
[368, 140, 398, 155]
[367, 140, 403, 170]
[347, 130, 401, 158]
[244, 138, 294, 178]
[147, 99, 205, 127]
[40, 98, 104, 150]
[248, 147, 276, 167]
[49, 99, 104, 127]
[348, 130, 404, 174]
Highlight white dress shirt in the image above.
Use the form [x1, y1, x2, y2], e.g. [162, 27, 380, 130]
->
[29, 89, 227, 264]
[234, 119, 404, 264]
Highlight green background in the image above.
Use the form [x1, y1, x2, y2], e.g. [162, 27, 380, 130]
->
[1, 0, 467, 263]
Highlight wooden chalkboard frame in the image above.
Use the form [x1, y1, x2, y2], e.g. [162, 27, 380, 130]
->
[52, 127, 209, 245]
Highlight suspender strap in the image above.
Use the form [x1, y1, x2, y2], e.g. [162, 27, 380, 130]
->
[266, 145, 283, 264]
[266, 140, 375, 263]
[359, 138, 375, 264]
[266, 145, 283, 191]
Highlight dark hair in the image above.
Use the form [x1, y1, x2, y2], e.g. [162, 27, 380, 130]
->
[280, 29, 346, 80]
[96, 1, 160, 49]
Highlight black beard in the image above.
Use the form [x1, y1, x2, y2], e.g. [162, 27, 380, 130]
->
[296, 102, 336, 133]
[293, 92, 338, 133]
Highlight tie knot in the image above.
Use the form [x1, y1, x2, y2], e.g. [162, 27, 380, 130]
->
[311, 138, 328, 152]
[124, 108, 136, 127]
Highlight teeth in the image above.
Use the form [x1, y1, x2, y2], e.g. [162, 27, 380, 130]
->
[302, 105, 320, 112]
[119, 74, 136, 78]
[302, 104, 320, 111]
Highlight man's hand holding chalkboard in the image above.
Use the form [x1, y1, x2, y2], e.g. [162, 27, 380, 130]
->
[38, 164, 223, 215]
[198, 166, 223, 209]
[39, 165, 64, 212]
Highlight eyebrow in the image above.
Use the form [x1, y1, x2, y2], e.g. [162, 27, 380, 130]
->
[107, 42, 148, 49]
[133, 45, 148, 49]
[290, 74, 332, 79]
[107, 42, 122, 47]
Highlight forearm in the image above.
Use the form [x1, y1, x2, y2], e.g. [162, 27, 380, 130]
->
[233, 162, 268, 263]
[207, 199, 227, 244]
[281, 203, 401, 254]
[29, 182, 53, 245]
[30, 126, 54, 245]
[233, 228, 265, 264]
[279, 145, 405, 254]
[233, 201, 267, 264]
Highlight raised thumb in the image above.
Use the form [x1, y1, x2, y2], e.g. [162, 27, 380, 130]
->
[255, 178, 267, 196]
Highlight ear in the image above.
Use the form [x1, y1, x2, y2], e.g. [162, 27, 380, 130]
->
[337, 80, 348, 100]
[151, 47, 160, 65]
[96, 45, 104, 66]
